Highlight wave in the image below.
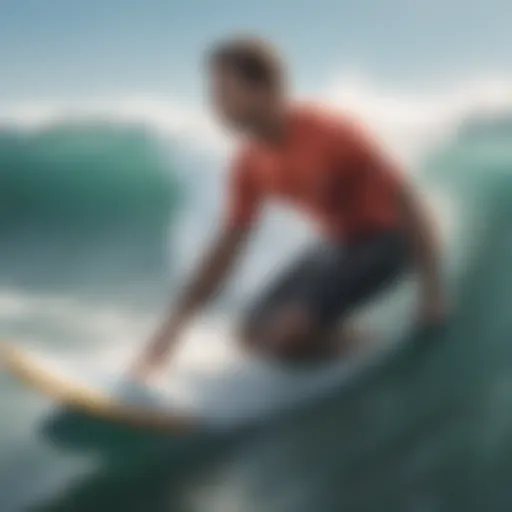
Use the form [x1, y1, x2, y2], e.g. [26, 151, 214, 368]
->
[0, 121, 181, 232]
[0, 121, 183, 301]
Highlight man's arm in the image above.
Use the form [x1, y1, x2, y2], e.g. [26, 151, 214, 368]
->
[131, 146, 261, 379]
[397, 181, 446, 325]
[131, 225, 250, 378]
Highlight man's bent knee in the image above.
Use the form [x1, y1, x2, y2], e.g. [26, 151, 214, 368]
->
[238, 303, 323, 361]
[263, 304, 319, 360]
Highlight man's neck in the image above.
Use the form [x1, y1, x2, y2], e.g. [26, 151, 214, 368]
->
[249, 101, 289, 145]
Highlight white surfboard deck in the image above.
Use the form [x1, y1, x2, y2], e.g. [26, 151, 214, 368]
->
[1, 327, 408, 433]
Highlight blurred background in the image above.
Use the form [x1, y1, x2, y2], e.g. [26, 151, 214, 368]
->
[2, 1, 512, 511]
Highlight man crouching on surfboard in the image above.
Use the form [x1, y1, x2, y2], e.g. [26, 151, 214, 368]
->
[131, 36, 446, 378]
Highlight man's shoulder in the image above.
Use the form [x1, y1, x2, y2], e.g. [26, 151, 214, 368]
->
[291, 103, 381, 161]
[233, 138, 259, 159]
[230, 140, 260, 178]
[291, 101, 359, 136]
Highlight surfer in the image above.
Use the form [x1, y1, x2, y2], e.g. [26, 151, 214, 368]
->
[131, 36, 446, 377]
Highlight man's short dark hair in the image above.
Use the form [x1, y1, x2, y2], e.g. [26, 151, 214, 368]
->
[208, 35, 284, 90]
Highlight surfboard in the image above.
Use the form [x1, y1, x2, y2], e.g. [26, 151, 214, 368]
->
[1, 324, 409, 434]
[1, 276, 416, 432]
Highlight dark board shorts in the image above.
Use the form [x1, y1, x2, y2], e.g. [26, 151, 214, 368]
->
[243, 229, 410, 337]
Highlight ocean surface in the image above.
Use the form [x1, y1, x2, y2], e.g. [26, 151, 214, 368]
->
[1, 102, 512, 511]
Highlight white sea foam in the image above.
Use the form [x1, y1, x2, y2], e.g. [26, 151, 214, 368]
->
[2, 74, 512, 163]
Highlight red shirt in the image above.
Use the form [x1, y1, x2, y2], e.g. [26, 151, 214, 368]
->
[224, 104, 403, 241]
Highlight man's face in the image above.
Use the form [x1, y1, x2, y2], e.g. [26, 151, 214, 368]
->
[209, 66, 263, 131]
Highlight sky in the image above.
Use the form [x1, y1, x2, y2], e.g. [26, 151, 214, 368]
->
[2, 0, 512, 102]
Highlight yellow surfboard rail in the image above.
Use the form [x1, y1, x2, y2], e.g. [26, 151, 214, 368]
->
[1, 342, 198, 434]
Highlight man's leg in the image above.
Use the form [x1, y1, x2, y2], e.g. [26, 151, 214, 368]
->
[239, 246, 325, 360]
[239, 245, 355, 363]
[240, 229, 409, 363]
